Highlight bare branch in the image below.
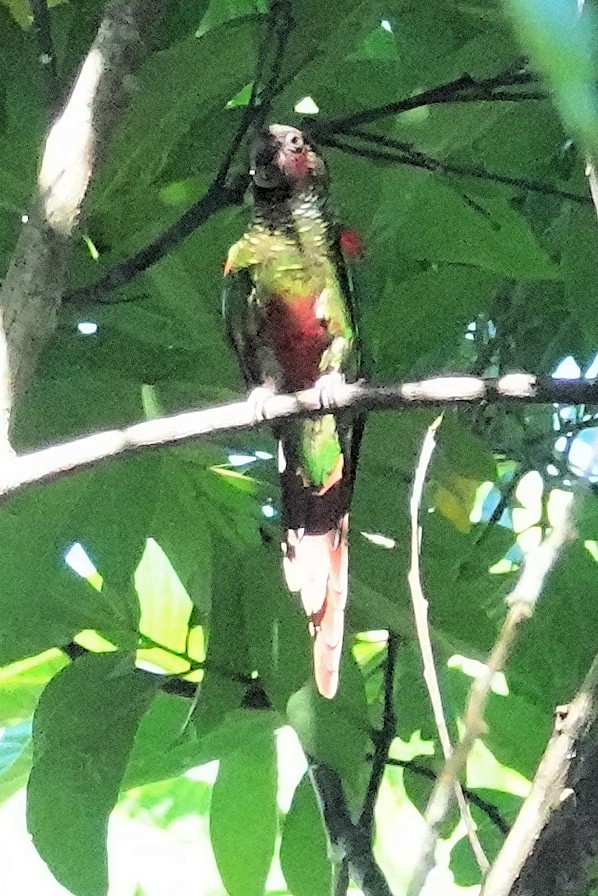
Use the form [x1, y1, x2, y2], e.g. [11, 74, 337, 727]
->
[407, 491, 575, 895]
[359, 633, 399, 837]
[0, 0, 172, 448]
[379, 758, 511, 836]
[481, 653, 598, 896]
[407, 416, 488, 886]
[30, 0, 59, 110]
[314, 69, 543, 133]
[317, 133, 591, 206]
[1, 374, 598, 499]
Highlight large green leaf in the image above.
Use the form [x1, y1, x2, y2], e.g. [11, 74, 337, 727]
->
[373, 167, 559, 278]
[280, 775, 331, 896]
[27, 653, 158, 896]
[210, 726, 278, 896]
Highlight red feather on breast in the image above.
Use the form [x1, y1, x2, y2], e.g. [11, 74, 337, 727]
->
[264, 294, 331, 390]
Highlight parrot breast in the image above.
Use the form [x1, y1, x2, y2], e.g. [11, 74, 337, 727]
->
[264, 293, 332, 390]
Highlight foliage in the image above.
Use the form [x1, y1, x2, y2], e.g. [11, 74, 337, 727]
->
[0, 0, 598, 894]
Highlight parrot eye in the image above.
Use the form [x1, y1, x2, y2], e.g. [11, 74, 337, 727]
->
[287, 132, 304, 151]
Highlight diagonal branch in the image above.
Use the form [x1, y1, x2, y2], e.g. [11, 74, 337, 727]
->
[0, 0, 173, 450]
[481, 651, 598, 896]
[317, 133, 591, 206]
[1, 374, 597, 499]
[313, 69, 543, 133]
[64, 0, 295, 305]
[308, 759, 393, 896]
[406, 490, 576, 896]
[381, 758, 511, 836]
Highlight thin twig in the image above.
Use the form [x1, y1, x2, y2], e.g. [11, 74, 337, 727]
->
[2, 374, 598, 499]
[318, 133, 591, 206]
[360, 633, 399, 838]
[315, 69, 542, 133]
[378, 758, 510, 836]
[407, 415, 489, 885]
[406, 494, 576, 896]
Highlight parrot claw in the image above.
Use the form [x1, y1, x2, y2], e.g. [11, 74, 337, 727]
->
[315, 371, 345, 409]
[249, 385, 276, 422]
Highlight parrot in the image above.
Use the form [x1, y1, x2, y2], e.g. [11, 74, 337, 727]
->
[222, 124, 363, 698]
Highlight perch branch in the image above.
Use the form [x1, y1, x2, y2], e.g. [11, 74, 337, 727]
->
[1, 374, 598, 499]
[408, 416, 488, 881]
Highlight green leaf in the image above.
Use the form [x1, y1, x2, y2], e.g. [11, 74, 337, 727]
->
[210, 727, 278, 896]
[27, 653, 158, 896]
[286, 668, 369, 794]
[373, 167, 559, 278]
[0, 650, 66, 724]
[362, 264, 500, 378]
[450, 790, 521, 885]
[503, 0, 598, 156]
[280, 775, 331, 896]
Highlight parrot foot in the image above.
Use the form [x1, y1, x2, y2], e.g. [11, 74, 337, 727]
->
[248, 385, 276, 422]
[315, 371, 345, 409]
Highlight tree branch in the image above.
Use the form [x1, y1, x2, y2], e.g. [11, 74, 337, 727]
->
[64, 0, 295, 305]
[481, 652, 598, 896]
[2, 374, 598, 499]
[317, 133, 591, 206]
[380, 758, 511, 836]
[359, 633, 399, 838]
[308, 760, 393, 896]
[407, 491, 576, 895]
[0, 0, 173, 449]
[313, 69, 543, 133]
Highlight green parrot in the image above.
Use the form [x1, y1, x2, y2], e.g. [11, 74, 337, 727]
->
[223, 124, 363, 697]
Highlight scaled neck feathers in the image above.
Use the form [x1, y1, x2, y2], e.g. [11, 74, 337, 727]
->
[251, 181, 334, 251]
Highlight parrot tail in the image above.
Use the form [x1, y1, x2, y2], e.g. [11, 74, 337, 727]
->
[282, 514, 349, 698]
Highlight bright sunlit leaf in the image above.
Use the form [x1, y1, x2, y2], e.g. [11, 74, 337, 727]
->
[135, 538, 193, 656]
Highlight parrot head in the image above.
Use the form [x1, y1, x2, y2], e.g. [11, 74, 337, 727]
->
[250, 124, 326, 191]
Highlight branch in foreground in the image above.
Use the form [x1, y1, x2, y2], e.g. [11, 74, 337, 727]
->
[3, 374, 598, 499]
[481, 652, 598, 896]
[64, 0, 295, 305]
[406, 491, 575, 896]
[0, 0, 171, 447]
[408, 415, 488, 875]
